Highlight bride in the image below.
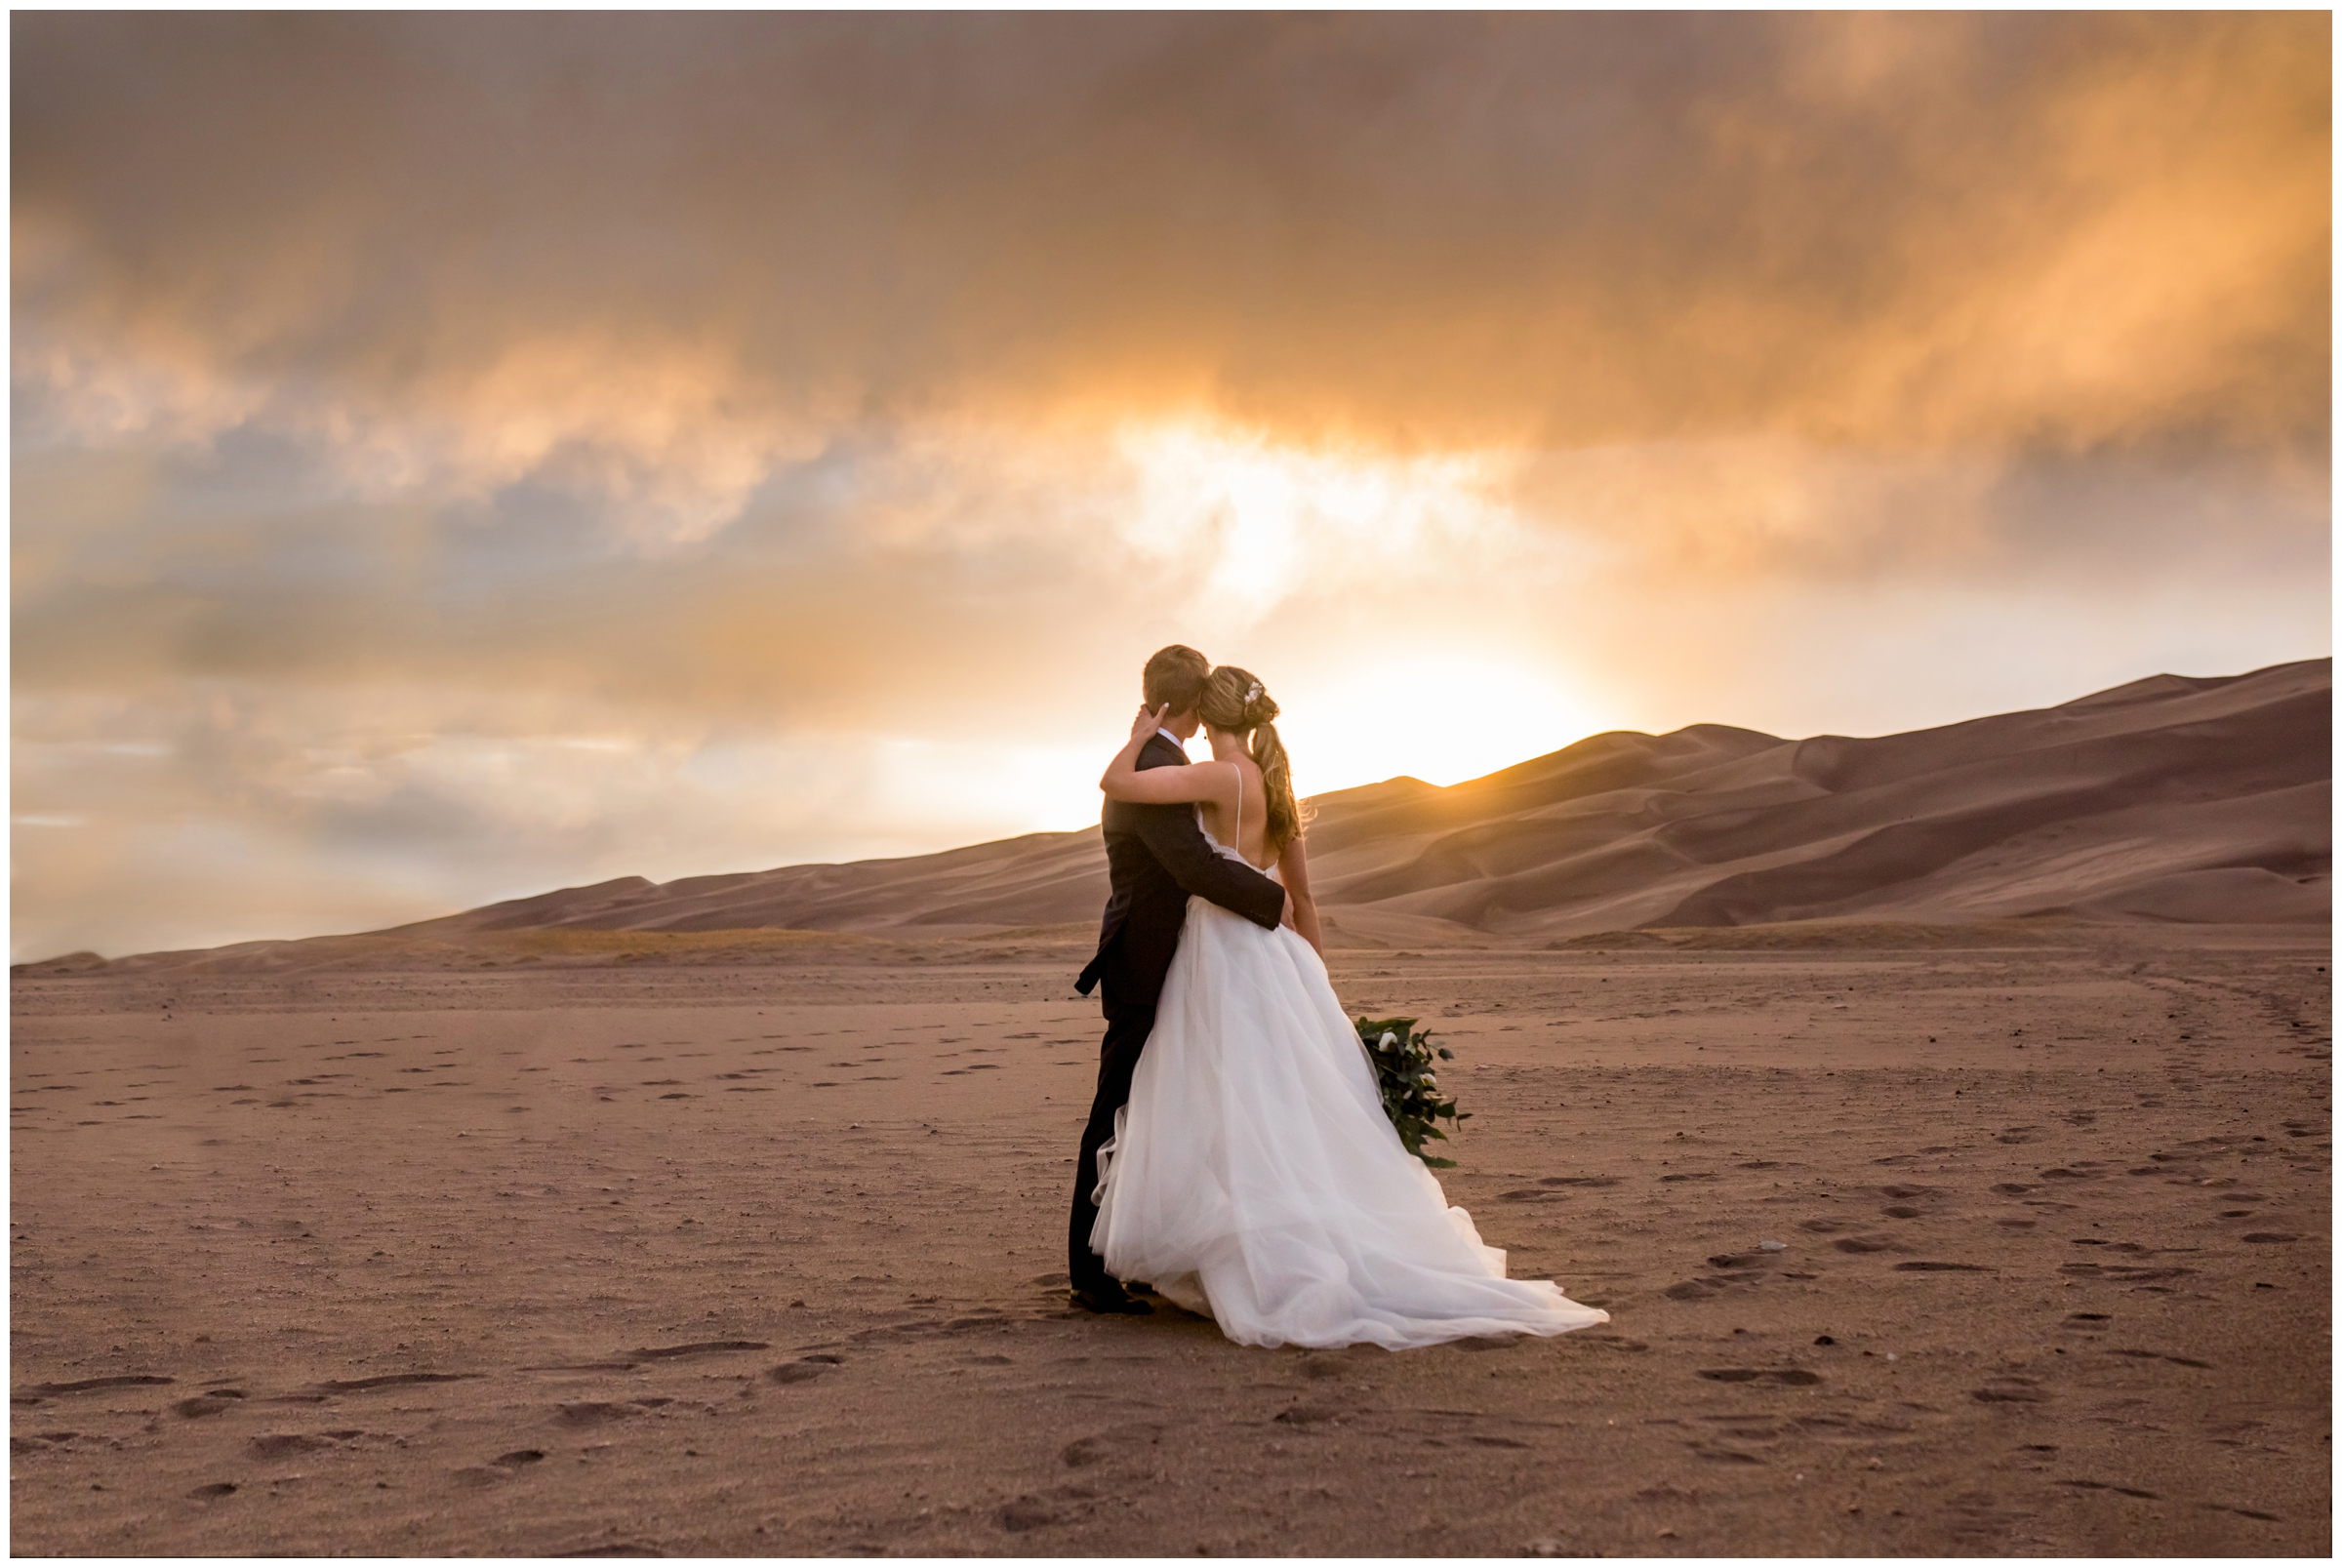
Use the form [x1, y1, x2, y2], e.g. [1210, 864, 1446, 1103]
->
[1086, 663, 1610, 1350]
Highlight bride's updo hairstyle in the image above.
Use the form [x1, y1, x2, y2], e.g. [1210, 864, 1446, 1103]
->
[1198, 664, 1308, 853]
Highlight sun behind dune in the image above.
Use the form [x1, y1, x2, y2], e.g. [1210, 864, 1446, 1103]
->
[1278, 651, 1612, 793]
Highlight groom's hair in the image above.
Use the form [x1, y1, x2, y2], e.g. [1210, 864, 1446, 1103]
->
[1142, 645, 1212, 715]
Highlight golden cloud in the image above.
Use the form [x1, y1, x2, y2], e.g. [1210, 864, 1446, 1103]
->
[16, 13, 2326, 470]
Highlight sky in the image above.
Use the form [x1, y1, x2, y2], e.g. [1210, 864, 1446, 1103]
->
[11, 11, 2331, 961]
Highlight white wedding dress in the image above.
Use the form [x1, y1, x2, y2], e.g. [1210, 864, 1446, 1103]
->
[1088, 800, 1610, 1350]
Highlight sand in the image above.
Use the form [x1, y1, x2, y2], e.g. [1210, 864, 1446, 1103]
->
[8, 923, 2328, 1556]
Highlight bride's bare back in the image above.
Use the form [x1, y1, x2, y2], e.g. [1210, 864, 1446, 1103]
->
[1198, 752, 1272, 870]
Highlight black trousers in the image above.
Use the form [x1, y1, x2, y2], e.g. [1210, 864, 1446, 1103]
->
[1067, 1000, 1155, 1290]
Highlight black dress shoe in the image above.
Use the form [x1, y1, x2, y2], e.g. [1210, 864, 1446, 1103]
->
[1070, 1284, 1154, 1315]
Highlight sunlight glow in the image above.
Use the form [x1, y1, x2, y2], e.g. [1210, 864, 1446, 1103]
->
[1113, 419, 1524, 628]
[1275, 652, 1616, 794]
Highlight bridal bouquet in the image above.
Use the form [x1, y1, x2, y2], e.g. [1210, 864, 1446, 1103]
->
[1353, 1016, 1468, 1168]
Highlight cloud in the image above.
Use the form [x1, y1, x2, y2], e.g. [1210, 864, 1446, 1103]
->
[17, 13, 2328, 465]
[9, 12, 2328, 958]
[15, 14, 2326, 582]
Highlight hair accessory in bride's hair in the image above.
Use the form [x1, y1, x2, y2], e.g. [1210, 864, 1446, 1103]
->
[1244, 680, 1264, 705]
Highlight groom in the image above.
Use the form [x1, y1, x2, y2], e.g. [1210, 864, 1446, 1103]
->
[1068, 644, 1289, 1313]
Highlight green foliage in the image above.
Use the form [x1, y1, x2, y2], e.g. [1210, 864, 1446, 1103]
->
[1353, 1016, 1471, 1169]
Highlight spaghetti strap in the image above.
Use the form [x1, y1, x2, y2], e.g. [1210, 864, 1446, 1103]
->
[1207, 761, 1270, 871]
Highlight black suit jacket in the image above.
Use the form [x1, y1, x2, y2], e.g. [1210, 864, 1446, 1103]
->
[1075, 732, 1287, 1016]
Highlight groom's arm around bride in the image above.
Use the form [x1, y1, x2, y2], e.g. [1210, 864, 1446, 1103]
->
[1074, 731, 1289, 1007]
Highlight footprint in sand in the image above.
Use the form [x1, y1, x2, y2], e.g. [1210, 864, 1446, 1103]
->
[1061, 1423, 1164, 1467]
[1971, 1377, 2048, 1403]
[624, 1341, 769, 1361]
[1272, 1401, 1351, 1427]
[2061, 1478, 2160, 1499]
[998, 1496, 1061, 1532]
[2108, 1348, 2212, 1368]
[20, 1374, 174, 1396]
[1686, 1441, 1764, 1465]
[766, 1354, 843, 1385]
[2060, 1262, 2197, 1283]
[557, 1402, 653, 1426]
[1663, 1276, 1760, 1300]
[1696, 1368, 1821, 1386]
[554, 1544, 665, 1556]
[1832, 1235, 1897, 1254]
[308, 1372, 482, 1393]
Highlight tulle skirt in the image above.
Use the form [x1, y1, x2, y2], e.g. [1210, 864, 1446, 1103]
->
[1089, 895, 1609, 1349]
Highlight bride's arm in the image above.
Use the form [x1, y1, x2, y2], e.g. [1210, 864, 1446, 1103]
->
[1276, 834, 1325, 957]
[1099, 704, 1239, 810]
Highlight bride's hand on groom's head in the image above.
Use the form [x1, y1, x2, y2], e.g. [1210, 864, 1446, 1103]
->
[1131, 703, 1170, 742]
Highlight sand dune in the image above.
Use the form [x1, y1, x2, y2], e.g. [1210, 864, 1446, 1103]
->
[28, 659, 2326, 977]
